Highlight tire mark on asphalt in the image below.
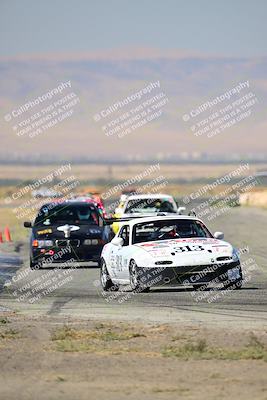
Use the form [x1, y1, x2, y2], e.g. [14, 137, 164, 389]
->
[136, 301, 267, 321]
[47, 296, 74, 315]
[0, 252, 23, 292]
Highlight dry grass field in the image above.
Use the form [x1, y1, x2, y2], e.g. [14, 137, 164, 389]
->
[0, 162, 266, 241]
[0, 163, 265, 182]
[0, 315, 266, 400]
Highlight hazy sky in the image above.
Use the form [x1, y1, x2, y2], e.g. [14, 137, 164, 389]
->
[0, 0, 266, 57]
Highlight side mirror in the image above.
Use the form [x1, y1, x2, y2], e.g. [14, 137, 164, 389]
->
[24, 221, 32, 228]
[177, 206, 186, 215]
[111, 237, 124, 246]
[214, 231, 224, 240]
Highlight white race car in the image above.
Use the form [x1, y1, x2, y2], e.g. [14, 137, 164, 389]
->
[100, 215, 243, 292]
[112, 193, 185, 234]
[114, 193, 183, 217]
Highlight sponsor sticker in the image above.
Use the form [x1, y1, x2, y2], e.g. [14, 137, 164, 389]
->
[37, 228, 52, 235]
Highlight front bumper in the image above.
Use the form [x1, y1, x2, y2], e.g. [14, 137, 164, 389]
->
[137, 261, 241, 287]
[31, 243, 103, 266]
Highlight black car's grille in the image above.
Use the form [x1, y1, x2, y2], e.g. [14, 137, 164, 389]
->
[55, 239, 80, 247]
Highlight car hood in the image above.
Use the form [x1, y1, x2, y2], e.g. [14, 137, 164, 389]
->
[32, 223, 103, 239]
[134, 238, 234, 266]
[122, 212, 177, 217]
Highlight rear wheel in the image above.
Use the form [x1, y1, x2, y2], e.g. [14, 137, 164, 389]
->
[100, 259, 119, 291]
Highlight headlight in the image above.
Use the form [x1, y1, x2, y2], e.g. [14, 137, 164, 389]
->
[36, 240, 53, 247]
[232, 249, 240, 262]
[84, 239, 99, 245]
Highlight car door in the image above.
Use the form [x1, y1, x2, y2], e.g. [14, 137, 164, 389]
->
[114, 225, 131, 280]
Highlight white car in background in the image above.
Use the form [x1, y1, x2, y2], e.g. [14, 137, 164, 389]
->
[112, 193, 185, 233]
[115, 193, 183, 215]
[100, 215, 243, 292]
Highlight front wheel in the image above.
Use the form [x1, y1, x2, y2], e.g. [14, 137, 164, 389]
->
[100, 259, 119, 291]
[129, 260, 150, 292]
[222, 278, 243, 290]
[192, 283, 209, 291]
[221, 265, 243, 290]
[30, 258, 39, 270]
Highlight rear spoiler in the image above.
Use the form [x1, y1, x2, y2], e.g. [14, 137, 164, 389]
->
[103, 215, 158, 225]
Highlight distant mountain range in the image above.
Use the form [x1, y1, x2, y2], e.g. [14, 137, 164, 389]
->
[0, 49, 266, 160]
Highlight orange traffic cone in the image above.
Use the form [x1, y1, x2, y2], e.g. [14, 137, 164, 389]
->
[4, 227, 11, 242]
[0, 232, 3, 243]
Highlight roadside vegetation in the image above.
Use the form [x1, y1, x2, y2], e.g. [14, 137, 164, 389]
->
[162, 334, 267, 361]
[51, 324, 146, 353]
[50, 324, 267, 361]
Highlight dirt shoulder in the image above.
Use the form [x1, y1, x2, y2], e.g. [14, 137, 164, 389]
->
[0, 313, 266, 400]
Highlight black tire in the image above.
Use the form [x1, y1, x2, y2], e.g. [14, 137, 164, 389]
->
[192, 283, 209, 291]
[221, 265, 243, 290]
[30, 259, 39, 270]
[129, 260, 150, 292]
[222, 278, 243, 290]
[100, 259, 119, 291]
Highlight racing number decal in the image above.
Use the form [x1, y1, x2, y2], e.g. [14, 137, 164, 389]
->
[116, 254, 123, 271]
[116, 254, 127, 271]
[173, 245, 205, 253]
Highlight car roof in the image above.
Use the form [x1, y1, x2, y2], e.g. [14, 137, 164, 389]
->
[125, 193, 174, 201]
[67, 197, 96, 203]
[122, 215, 201, 227]
[41, 201, 98, 208]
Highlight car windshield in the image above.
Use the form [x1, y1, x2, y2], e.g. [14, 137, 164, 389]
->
[133, 219, 212, 244]
[125, 198, 176, 214]
[34, 204, 100, 226]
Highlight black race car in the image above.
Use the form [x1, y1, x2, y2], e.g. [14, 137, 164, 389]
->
[24, 201, 111, 269]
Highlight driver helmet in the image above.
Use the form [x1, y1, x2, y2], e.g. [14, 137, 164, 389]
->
[160, 200, 174, 212]
[168, 225, 177, 237]
[77, 208, 91, 220]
